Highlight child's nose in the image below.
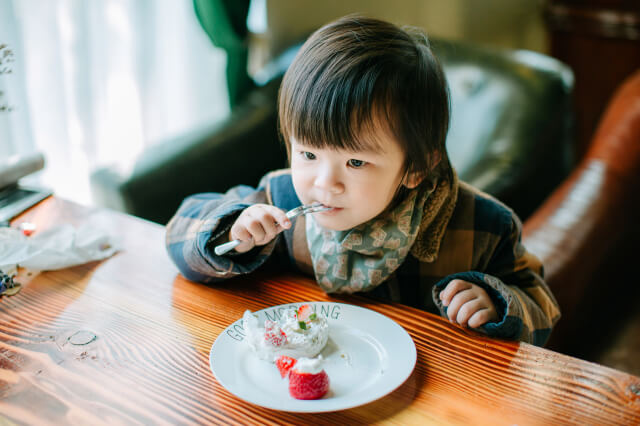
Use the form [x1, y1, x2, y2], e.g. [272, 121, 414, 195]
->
[314, 166, 344, 194]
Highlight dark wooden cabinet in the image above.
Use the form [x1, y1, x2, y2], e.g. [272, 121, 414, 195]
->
[544, 1, 640, 160]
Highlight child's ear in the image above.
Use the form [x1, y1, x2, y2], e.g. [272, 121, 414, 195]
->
[403, 172, 424, 189]
[403, 152, 442, 189]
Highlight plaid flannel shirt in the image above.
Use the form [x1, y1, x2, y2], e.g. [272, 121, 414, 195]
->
[166, 169, 560, 346]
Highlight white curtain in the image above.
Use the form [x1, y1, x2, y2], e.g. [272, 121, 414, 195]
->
[0, 0, 229, 205]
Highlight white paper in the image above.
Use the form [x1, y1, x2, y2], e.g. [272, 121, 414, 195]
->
[0, 223, 120, 274]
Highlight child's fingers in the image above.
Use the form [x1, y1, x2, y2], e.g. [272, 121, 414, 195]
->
[445, 289, 477, 323]
[245, 215, 270, 244]
[467, 308, 493, 328]
[454, 298, 486, 327]
[440, 281, 499, 327]
[229, 204, 291, 252]
[268, 207, 291, 230]
[230, 215, 262, 247]
[440, 279, 472, 306]
[258, 206, 290, 236]
[244, 205, 290, 245]
[229, 225, 254, 253]
[232, 226, 253, 243]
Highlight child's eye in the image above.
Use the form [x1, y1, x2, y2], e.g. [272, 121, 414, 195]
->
[302, 151, 316, 160]
[347, 159, 366, 168]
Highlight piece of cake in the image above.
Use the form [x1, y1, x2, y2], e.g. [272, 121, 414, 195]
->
[243, 304, 329, 362]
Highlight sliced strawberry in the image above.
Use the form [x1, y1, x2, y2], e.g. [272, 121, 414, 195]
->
[264, 324, 287, 347]
[288, 369, 330, 400]
[275, 356, 297, 378]
[264, 319, 277, 332]
[296, 304, 315, 322]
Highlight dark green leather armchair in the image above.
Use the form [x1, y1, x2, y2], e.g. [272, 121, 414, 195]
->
[90, 5, 573, 225]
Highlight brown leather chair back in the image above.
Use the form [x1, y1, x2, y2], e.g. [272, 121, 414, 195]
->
[523, 70, 640, 354]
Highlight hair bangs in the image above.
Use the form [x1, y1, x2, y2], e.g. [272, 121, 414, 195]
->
[280, 64, 395, 154]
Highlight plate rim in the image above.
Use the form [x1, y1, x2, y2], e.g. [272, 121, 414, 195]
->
[209, 301, 417, 413]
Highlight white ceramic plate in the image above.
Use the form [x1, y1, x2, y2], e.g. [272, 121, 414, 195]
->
[209, 302, 417, 413]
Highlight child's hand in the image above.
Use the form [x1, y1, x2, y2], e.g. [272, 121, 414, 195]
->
[229, 204, 292, 253]
[439, 280, 498, 328]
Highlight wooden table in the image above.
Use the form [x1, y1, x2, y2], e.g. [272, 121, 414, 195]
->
[1, 197, 639, 425]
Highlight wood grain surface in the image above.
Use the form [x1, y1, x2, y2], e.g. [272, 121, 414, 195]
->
[1, 197, 639, 425]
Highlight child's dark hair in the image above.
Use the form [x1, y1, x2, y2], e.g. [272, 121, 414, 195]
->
[278, 15, 452, 183]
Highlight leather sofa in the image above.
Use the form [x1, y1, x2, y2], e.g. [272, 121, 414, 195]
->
[523, 70, 640, 367]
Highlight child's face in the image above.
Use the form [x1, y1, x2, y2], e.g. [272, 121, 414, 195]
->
[290, 130, 409, 231]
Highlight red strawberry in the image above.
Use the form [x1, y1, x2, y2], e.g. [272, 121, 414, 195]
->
[296, 304, 316, 322]
[264, 320, 287, 346]
[275, 356, 297, 378]
[288, 369, 330, 400]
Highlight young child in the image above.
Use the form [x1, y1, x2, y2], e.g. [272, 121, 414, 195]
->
[166, 15, 560, 346]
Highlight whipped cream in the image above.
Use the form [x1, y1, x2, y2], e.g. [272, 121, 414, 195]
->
[293, 356, 325, 374]
[243, 307, 329, 362]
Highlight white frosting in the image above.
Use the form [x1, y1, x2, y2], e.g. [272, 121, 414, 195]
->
[293, 356, 325, 374]
[242, 308, 329, 362]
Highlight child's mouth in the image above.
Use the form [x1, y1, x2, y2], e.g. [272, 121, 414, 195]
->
[318, 204, 342, 215]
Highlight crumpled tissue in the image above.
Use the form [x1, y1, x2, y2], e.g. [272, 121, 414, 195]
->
[0, 223, 120, 275]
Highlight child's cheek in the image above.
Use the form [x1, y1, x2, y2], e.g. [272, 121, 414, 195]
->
[291, 169, 311, 203]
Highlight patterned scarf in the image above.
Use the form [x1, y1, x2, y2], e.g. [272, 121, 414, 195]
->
[306, 174, 457, 293]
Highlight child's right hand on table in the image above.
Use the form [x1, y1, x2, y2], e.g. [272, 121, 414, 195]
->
[230, 204, 292, 253]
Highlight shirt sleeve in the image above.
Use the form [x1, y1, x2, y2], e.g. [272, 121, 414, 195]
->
[165, 174, 279, 283]
[432, 213, 561, 346]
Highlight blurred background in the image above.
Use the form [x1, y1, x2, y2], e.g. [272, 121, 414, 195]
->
[3, 0, 637, 206]
[0, 0, 230, 203]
